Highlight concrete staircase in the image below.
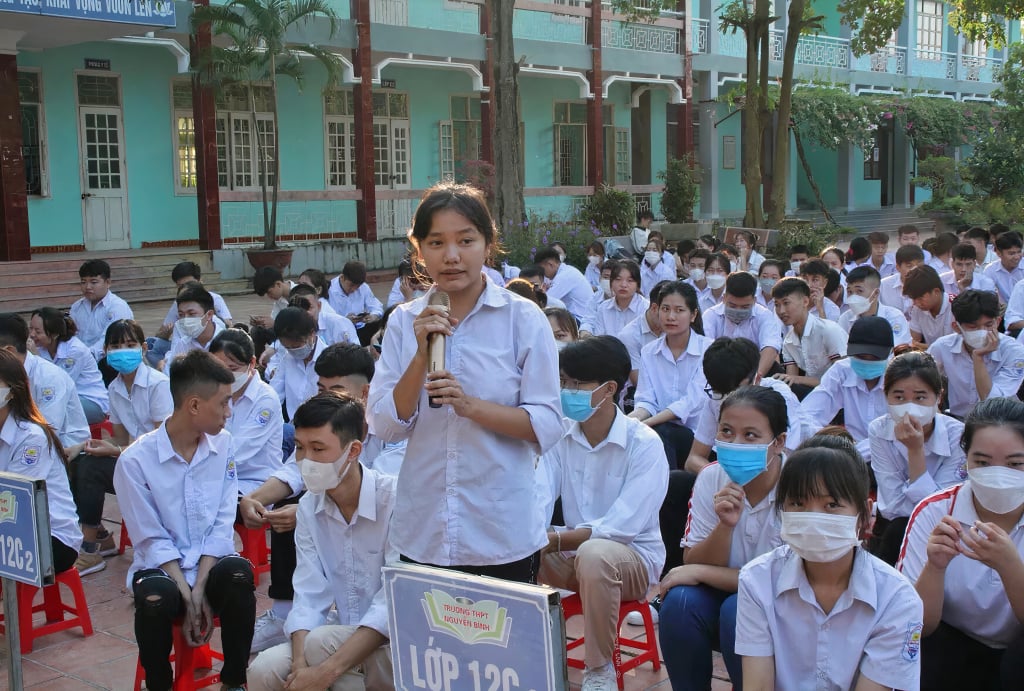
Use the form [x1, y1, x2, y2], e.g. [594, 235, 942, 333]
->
[793, 207, 928, 238]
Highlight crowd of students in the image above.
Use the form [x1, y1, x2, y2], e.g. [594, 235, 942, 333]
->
[1, 184, 1023, 691]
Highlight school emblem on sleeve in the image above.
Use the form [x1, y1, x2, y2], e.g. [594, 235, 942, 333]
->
[892, 324, 902, 334]
[902, 622, 923, 661]
[255, 409, 272, 426]
[40, 387, 55, 403]
[63, 358, 75, 369]
[226, 459, 237, 480]
[23, 446, 40, 465]
[0, 491, 17, 524]
[956, 462, 968, 481]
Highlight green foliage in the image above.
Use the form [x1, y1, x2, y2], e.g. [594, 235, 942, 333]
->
[838, 0, 905, 56]
[607, 0, 670, 23]
[501, 213, 604, 270]
[790, 87, 877, 152]
[770, 220, 845, 259]
[961, 131, 1024, 197]
[658, 156, 703, 223]
[912, 156, 959, 203]
[578, 185, 636, 236]
[959, 196, 1024, 229]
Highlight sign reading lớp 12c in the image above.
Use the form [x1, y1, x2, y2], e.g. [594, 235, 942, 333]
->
[384, 564, 568, 691]
[0, 471, 54, 587]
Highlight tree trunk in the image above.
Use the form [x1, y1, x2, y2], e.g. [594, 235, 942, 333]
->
[740, 0, 769, 228]
[269, 56, 280, 250]
[767, 0, 804, 227]
[251, 84, 272, 248]
[489, 0, 526, 231]
[793, 127, 835, 225]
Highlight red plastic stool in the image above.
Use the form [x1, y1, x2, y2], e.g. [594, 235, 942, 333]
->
[0, 568, 94, 653]
[235, 524, 270, 585]
[562, 593, 661, 690]
[119, 522, 133, 555]
[89, 418, 113, 440]
[133, 618, 224, 691]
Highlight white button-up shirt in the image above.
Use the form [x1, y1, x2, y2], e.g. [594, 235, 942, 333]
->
[113, 423, 238, 587]
[590, 293, 648, 338]
[927, 332, 1024, 418]
[982, 261, 1024, 303]
[799, 359, 887, 460]
[940, 270, 997, 298]
[38, 336, 108, 413]
[108, 364, 173, 441]
[318, 311, 358, 345]
[703, 303, 784, 353]
[870, 412, 967, 520]
[640, 259, 676, 299]
[908, 294, 955, 345]
[0, 414, 82, 552]
[270, 433, 403, 498]
[286, 465, 398, 637]
[899, 482, 1024, 648]
[780, 313, 847, 379]
[69, 291, 134, 360]
[163, 318, 226, 374]
[634, 333, 711, 426]
[683, 462, 782, 569]
[1004, 279, 1024, 326]
[693, 377, 804, 452]
[327, 277, 384, 318]
[737, 545, 922, 691]
[858, 255, 898, 279]
[24, 352, 89, 447]
[226, 376, 284, 495]
[617, 313, 659, 372]
[838, 304, 911, 347]
[270, 337, 328, 420]
[546, 263, 595, 320]
[536, 411, 669, 584]
[368, 283, 563, 567]
[879, 274, 912, 318]
[163, 292, 233, 327]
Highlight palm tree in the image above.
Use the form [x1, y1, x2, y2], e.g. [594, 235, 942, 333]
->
[191, 0, 345, 249]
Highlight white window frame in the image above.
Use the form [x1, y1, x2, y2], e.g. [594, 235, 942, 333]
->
[372, 91, 411, 189]
[553, 100, 588, 187]
[18, 67, 49, 198]
[323, 88, 357, 190]
[916, 0, 944, 59]
[170, 80, 197, 195]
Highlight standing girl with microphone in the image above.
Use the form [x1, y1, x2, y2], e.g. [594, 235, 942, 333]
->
[368, 182, 563, 583]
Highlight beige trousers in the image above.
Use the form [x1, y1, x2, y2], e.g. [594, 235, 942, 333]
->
[538, 538, 650, 670]
[247, 624, 394, 691]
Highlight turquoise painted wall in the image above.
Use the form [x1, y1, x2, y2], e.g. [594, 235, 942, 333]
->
[715, 103, 744, 218]
[796, 145, 838, 208]
[853, 146, 882, 209]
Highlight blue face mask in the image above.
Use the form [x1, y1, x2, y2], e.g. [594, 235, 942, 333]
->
[848, 356, 888, 380]
[560, 384, 607, 422]
[106, 347, 143, 374]
[714, 439, 773, 485]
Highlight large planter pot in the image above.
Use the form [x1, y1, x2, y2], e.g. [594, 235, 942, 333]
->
[246, 248, 294, 273]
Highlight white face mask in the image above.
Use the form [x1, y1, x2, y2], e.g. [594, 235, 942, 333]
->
[968, 466, 1024, 514]
[231, 369, 251, 394]
[588, 255, 601, 266]
[790, 260, 803, 274]
[177, 316, 207, 339]
[961, 328, 990, 350]
[645, 251, 662, 266]
[599, 278, 612, 298]
[554, 340, 569, 351]
[300, 442, 356, 494]
[689, 268, 705, 283]
[0, 386, 9, 408]
[781, 512, 860, 562]
[706, 274, 727, 290]
[845, 294, 872, 316]
[888, 402, 936, 426]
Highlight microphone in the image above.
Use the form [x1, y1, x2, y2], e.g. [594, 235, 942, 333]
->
[427, 291, 450, 409]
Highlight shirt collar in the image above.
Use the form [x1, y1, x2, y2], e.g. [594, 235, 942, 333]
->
[0, 414, 19, 447]
[313, 463, 379, 523]
[778, 545, 878, 610]
[655, 332, 703, 361]
[23, 351, 38, 377]
[567, 408, 629, 452]
[154, 420, 222, 464]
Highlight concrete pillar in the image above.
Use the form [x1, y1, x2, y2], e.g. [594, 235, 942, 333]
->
[352, 0, 377, 241]
[698, 74, 719, 218]
[191, 8, 222, 251]
[479, 2, 495, 166]
[587, 0, 604, 187]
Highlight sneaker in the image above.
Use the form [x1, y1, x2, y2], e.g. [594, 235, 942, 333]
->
[74, 551, 107, 576]
[96, 532, 119, 557]
[582, 663, 617, 691]
[251, 609, 288, 653]
[624, 602, 660, 626]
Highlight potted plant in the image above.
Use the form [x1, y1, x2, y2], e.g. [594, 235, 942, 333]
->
[191, 0, 347, 270]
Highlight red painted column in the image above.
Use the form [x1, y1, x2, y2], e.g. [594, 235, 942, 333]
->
[352, 0, 377, 242]
[191, 9, 222, 251]
[679, 1, 694, 160]
[587, 0, 604, 187]
[0, 53, 31, 261]
[479, 2, 495, 166]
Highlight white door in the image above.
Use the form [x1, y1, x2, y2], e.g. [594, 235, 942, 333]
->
[80, 107, 129, 250]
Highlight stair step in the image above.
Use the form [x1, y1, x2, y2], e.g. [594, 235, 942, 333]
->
[0, 248, 214, 278]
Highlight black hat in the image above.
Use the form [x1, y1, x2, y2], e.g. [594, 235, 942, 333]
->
[848, 316, 894, 360]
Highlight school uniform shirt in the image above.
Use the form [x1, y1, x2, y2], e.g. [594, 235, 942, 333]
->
[683, 462, 782, 569]
[640, 258, 676, 298]
[483, 266, 504, 286]
[584, 261, 601, 290]
[908, 294, 955, 345]
[38, 336, 109, 414]
[69, 291, 134, 360]
[1003, 279, 1024, 327]
[270, 433, 403, 499]
[226, 376, 284, 495]
[590, 294, 649, 338]
[927, 333, 1024, 418]
[814, 295, 842, 322]
[108, 365, 173, 442]
[386, 278, 427, 308]
[869, 413, 967, 520]
[982, 261, 1024, 303]
[859, 255, 898, 279]
[24, 352, 89, 447]
[928, 256, 950, 275]
[285, 465, 398, 637]
[318, 310, 359, 345]
[112, 423, 238, 588]
[685, 280, 721, 315]
[546, 262, 595, 320]
[879, 274, 912, 318]
[617, 314, 658, 372]
[799, 359, 887, 460]
[743, 250, 766, 274]
[838, 304, 912, 347]
[162, 317, 226, 374]
[0, 414, 82, 552]
[899, 482, 1024, 648]
[327, 277, 384, 318]
[692, 377, 805, 453]
[270, 337, 328, 420]
[367, 282, 563, 567]
[780, 313, 848, 379]
[162, 292, 233, 327]
[737, 545, 922, 691]
[633, 333, 711, 427]
[702, 303, 784, 354]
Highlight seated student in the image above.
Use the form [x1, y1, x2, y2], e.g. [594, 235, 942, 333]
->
[799, 316, 893, 461]
[631, 210, 654, 258]
[629, 282, 710, 469]
[251, 266, 295, 329]
[865, 230, 897, 278]
[536, 336, 669, 691]
[755, 260, 785, 311]
[72, 320, 173, 576]
[163, 282, 226, 373]
[247, 393, 397, 691]
[641, 238, 677, 297]
[928, 231, 958, 274]
[966, 225, 999, 267]
[797, 259, 841, 321]
[786, 245, 809, 277]
[29, 307, 108, 424]
[617, 282, 667, 388]
[825, 267, 845, 311]
[898, 397, 1024, 690]
[845, 237, 872, 273]
[584, 240, 605, 290]
[535, 247, 595, 321]
[288, 283, 358, 345]
[113, 351, 255, 691]
[879, 244, 925, 318]
[702, 272, 784, 379]
[771, 277, 847, 395]
[942, 242, 998, 298]
[905, 265, 955, 346]
[659, 386, 789, 691]
[927, 290, 1024, 419]
[820, 247, 849, 286]
[546, 307, 580, 351]
[519, 265, 567, 310]
[982, 229, 1024, 304]
[1007, 280, 1024, 338]
[162, 261, 233, 329]
[297, 268, 340, 316]
[737, 441, 923, 691]
[269, 308, 327, 421]
[590, 260, 648, 337]
[328, 261, 385, 346]
[69, 259, 134, 361]
[839, 265, 911, 346]
[385, 259, 430, 308]
[684, 248, 712, 306]
[732, 229, 765, 274]
[898, 223, 931, 257]
[505, 278, 547, 309]
[868, 351, 966, 566]
[699, 252, 730, 314]
[579, 260, 616, 333]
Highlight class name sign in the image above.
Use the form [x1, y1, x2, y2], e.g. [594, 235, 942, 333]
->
[0, 0, 176, 28]
[0, 472, 53, 587]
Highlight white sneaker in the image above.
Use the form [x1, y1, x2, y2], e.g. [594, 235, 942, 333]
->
[250, 609, 288, 653]
[582, 663, 617, 691]
[624, 604, 659, 626]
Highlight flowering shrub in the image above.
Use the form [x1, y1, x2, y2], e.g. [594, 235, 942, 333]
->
[500, 212, 605, 269]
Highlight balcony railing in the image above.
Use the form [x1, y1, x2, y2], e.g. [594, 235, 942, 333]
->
[602, 19, 682, 54]
[691, 17, 709, 53]
[514, 6, 587, 44]
[370, 0, 480, 34]
[961, 54, 1003, 82]
[913, 49, 958, 80]
[852, 45, 907, 75]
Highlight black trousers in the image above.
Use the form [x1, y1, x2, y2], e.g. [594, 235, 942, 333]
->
[869, 515, 910, 566]
[262, 494, 302, 602]
[52, 537, 78, 573]
[130, 556, 255, 691]
[70, 454, 116, 527]
[652, 422, 694, 470]
[660, 469, 697, 576]
[922, 621, 1024, 690]
[401, 552, 540, 584]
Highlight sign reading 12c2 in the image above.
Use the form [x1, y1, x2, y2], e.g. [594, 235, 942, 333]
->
[384, 564, 567, 691]
[0, 472, 53, 587]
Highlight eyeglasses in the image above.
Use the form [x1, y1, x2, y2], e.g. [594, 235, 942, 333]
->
[560, 378, 602, 393]
[703, 385, 724, 401]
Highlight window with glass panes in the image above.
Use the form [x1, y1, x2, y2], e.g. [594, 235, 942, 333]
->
[372, 92, 410, 188]
[324, 89, 356, 188]
[916, 1, 944, 58]
[18, 71, 46, 196]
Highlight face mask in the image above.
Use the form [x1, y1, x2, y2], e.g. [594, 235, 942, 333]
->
[968, 466, 1024, 514]
[888, 402, 936, 426]
[106, 348, 143, 374]
[588, 255, 601, 266]
[560, 385, 607, 422]
[781, 512, 860, 563]
[706, 274, 727, 290]
[845, 294, 872, 316]
[231, 369, 251, 394]
[300, 442, 355, 493]
[849, 356, 888, 380]
[730, 260, 738, 272]
[599, 278, 612, 298]
[790, 260, 803, 274]
[645, 251, 662, 266]
[758, 278, 777, 295]
[287, 342, 314, 361]
[0, 386, 9, 408]
[961, 328, 990, 350]
[725, 306, 753, 324]
[714, 439, 772, 485]
[689, 268, 705, 283]
[177, 316, 207, 339]
[554, 340, 569, 351]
